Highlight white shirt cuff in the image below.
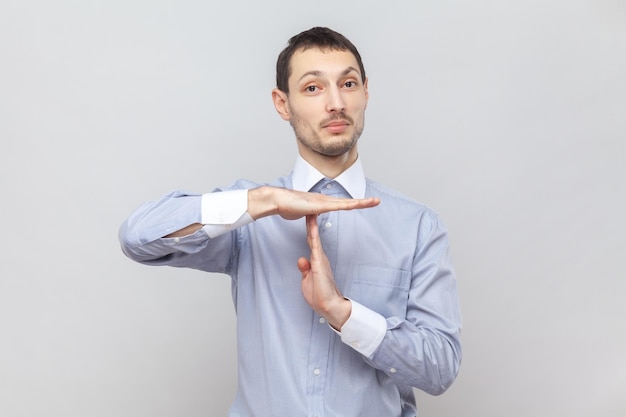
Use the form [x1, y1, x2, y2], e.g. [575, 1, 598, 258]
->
[336, 299, 387, 357]
[200, 190, 253, 238]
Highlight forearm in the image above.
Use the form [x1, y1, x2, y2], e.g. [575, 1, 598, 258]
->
[120, 192, 201, 244]
[337, 300, 461, 394]
[368, 319, 462, 395]
[165, 223, 203, 238]
[119, 191, 204, 262]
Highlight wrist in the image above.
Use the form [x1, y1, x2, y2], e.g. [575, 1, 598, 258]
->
[247, 186, 278, 220]
[325, 298, 352, 331]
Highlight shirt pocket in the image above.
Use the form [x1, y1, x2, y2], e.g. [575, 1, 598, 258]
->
[350, 265, 411, 318]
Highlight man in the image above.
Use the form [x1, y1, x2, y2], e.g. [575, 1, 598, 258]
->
[120, 27, 462, 417]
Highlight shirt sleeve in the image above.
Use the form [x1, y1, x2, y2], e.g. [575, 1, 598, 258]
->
[201, 189, 254, 238]
[335, 299, 387, 357]
[119, 188, 253, 269]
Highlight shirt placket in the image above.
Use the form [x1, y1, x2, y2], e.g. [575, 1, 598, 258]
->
[306, 179, 342, 417]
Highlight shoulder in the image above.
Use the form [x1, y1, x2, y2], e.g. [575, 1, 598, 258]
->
[213, 177, 290, 192]
[214, 174, 292, 192]
[365, 178, 446, 234]
[366, 179, 435, 213]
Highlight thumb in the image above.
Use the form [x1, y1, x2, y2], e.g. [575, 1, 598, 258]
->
[297, 257, 311, 275]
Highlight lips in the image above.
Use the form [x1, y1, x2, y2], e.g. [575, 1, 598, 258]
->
[323, 120, 350, 133]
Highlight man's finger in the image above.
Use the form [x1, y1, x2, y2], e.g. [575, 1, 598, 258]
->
[346, 196, 380, 210]
[306, 214, 321, 252]
[297, 257, 311, 274]
[320, 196, 380, 212]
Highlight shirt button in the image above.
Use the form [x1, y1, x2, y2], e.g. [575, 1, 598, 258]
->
[319, 317, 326, 324]
[324, 222, 332, 229]
[326, 183, 333, 189]
[313, 368, 321, 376]
[389, 367, 397, 373]
[351, 342, 360, 348]
[174, 237, 180, 243]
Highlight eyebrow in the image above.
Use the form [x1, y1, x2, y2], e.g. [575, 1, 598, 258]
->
[297, 66, 360, 83]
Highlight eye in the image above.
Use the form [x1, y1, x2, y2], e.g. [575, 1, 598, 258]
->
[344, 80, 358, 88]
[304, 84, 322, 94]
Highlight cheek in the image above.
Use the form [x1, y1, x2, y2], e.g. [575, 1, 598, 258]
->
[347, 95, 367, 113]
[350, 102, 367, 122]
[358, 95, 369, 111]
[290, 102, 319, 125]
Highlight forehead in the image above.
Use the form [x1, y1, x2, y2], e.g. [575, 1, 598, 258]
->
[289, 47, 361, 82]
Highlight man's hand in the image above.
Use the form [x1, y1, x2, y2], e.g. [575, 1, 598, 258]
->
[165, 186, 379, 238]
[297, 214, 352, 330]
[248, 186, 380, 221]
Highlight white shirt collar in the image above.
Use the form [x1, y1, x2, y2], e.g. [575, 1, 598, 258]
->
[292, 154, 367, 199]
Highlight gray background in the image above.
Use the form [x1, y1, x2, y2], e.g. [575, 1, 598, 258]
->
[1, 0, 625, 416]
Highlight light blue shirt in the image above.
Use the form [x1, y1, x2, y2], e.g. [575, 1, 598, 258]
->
[119, 156, 462, 417]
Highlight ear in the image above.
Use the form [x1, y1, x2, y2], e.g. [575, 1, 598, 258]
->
[363, 77, 369, 109]
[272, 88, 291, 121]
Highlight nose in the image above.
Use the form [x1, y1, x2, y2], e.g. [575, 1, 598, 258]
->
[325, 86, 346, 113]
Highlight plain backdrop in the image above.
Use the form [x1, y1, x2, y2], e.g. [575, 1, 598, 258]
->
[1, 1, 625, 416]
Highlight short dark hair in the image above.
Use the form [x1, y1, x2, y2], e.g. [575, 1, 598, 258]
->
[275, 27, 366, 93]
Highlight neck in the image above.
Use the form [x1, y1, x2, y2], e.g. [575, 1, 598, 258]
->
[298, 146, 358, 178]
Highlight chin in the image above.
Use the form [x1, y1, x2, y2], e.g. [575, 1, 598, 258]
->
[319, 141, 357, 157]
